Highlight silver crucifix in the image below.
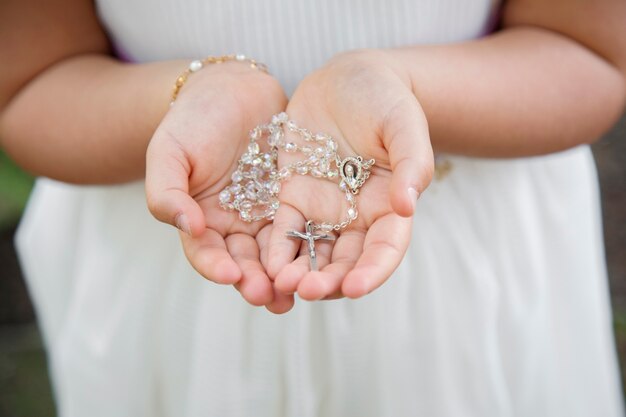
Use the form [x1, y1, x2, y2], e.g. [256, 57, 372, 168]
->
[286, 220, 336, 271]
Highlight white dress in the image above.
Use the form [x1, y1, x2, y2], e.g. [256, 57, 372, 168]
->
[15, 0, 624, 416]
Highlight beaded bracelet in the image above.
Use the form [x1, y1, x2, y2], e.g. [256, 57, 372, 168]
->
[170, 54, 269, 105]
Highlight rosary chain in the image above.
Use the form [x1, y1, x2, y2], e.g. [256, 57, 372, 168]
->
[219, 113, 372, 232]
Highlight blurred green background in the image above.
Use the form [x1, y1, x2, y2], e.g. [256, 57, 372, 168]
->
[0, 115, 625, 416]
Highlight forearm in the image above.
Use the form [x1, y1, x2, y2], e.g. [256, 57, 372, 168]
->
[393, 26, 626, 157]
[0, 54, 185, 183]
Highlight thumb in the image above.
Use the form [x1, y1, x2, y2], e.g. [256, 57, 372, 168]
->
[383, 96, 434, 217]
[145, 137, 206, 237]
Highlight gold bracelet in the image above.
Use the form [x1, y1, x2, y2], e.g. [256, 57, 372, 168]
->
[170, 54, 269, 105]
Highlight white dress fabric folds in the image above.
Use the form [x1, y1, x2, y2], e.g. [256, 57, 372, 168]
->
[15, 0, 624, 416]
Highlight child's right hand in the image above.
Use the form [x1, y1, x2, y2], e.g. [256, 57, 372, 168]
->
[145, 61, 293, 311]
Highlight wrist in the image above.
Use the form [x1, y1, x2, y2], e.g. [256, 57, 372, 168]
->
[163, 58, 285, 136]
[170, 55, 269, 104]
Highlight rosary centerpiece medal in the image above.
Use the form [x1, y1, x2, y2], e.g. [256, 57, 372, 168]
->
[338, 156, 375, 195]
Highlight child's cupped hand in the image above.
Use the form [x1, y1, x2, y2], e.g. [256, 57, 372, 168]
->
[145, 62, 294, 311]
[260, 50, 434, 310]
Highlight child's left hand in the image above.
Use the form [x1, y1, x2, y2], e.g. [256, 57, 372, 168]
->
[260, 49, 435, 309]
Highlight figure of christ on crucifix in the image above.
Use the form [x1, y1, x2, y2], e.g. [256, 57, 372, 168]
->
[286, 220, 336, 271]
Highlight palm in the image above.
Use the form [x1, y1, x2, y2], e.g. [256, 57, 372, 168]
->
[146, 64, 292, 310]
[262, 51, 433, 303]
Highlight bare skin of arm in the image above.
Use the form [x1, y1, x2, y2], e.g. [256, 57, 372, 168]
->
[393, 0, 626, 157]
[0, 0, 188, 183]
[0, 0, 624, 185]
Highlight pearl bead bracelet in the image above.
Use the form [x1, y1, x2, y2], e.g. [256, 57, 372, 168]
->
[170, 54, 269, 105]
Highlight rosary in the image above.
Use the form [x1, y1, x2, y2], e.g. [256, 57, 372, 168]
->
[218, 112, 375, 271]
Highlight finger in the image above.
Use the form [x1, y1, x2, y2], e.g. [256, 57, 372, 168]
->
[296, 230, 365, 301]
[256, 223, 273, 275]
[145, 137, 206, 237]
[274, 237, 334, 294]
[265, 203, 306, 279]
[383, 95, 434, 218]
[274, 255, 310, 295]
[265, 286, 295, 314]
[180, 228, 242, 284]
[341, 214, 412, 299]
[227, 234, 273, 306]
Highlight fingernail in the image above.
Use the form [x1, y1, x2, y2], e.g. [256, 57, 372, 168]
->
[408, 187, 419, 210]
[175, 213, 192, 236]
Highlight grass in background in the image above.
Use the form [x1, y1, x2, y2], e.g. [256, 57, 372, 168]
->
[0, 151, 34, 231]
[614, 310, 626, 397]
[0, 325, 55, 417]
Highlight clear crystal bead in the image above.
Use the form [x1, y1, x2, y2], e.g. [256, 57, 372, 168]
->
[346, 193, 355, 202]
[241, 153, 253, 164]
[269, 181, 281, 194]
[339, 181, 348, 191]
[301, 146, 313, 154]
[256, 190, 269, 202]
[252, 157, 262, 166]
[240, 210, 251, 221]
[268, 130, 282, 146]
[278, 168, 291, 180]
[296, 166, 308, 175]
[262, 161, 273, 171]
[320, 223, 333, 232]
[248, 142, 260, 154]
[245, 190, 256, 200]
[270, 200, 280, 210]
[311, 168, 322, 177]
[235, 54, 246, 61]
[240, 200, 253, 211]
[314, 147, 325, 157]
[235, 193, 245, 201]
[348, 208, 358, 219]
[327, 140, 338, 152]
[219, 190, 231, 203]
[251, 167, 264, 178]
[285, 143, 297, 152]
[230, 184, 242, 194]
[231, 171, 243, 183]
